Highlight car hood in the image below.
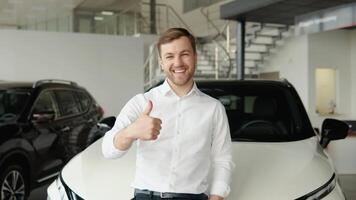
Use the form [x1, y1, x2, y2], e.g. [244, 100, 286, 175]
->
[61, 136, 336, 200]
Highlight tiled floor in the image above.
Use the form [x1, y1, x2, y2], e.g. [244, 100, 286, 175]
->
[339, 174, 356, 200]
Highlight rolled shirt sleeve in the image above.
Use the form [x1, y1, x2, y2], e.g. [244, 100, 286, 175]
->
[101, 94, 146, 159]
[210, 102, 235, 197]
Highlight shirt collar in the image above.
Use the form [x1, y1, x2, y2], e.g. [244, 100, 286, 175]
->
[159, 79, 200, 97]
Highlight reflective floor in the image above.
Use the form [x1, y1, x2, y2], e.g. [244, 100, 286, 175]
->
[28, 183, 49, 200]
[339, 174, 356, 200]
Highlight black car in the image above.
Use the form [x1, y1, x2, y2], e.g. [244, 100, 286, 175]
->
[0, 79, 103, 200]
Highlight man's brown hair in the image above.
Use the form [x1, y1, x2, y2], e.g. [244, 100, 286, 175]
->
[157, 27, 196, 58]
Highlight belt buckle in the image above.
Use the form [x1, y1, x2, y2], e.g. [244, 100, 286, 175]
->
[160, 192, 173, 199]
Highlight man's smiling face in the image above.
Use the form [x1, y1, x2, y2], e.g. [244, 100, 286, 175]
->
[159, 36, 197, 88]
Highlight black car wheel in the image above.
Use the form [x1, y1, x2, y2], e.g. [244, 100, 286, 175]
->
[0, 165, 27, 200]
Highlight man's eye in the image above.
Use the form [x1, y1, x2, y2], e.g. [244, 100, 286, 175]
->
[182, 53, 190, 56]
[165, 56, 173, 59]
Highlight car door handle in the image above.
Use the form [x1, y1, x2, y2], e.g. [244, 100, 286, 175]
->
[60, 126, 71, 132]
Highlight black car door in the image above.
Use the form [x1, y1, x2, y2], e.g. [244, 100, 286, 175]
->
[53, 89, 87, 160]
[30, 90, 64, 181]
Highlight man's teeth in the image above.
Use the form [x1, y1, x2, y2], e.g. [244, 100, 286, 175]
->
[174, 69, 185, 73]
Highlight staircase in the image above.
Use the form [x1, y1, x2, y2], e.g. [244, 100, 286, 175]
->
[135, 3, 295, 89]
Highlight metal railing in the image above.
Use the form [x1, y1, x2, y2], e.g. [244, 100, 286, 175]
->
[198, 7, 233, 78]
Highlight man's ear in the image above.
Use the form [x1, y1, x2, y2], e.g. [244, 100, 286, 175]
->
[159, 57, 163, 70]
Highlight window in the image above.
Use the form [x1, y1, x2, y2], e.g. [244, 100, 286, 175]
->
[0, 90, 30, 119]
[315, 68, 336, 115]
[217, 95, 241, 111]
[76, 91, 91, 112]
[55, 90, 81, 117]
[200, 84, 314, 142]
[33, 91, 57, 116]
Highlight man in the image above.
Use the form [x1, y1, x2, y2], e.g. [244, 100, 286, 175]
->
[102, 28, 234, 200]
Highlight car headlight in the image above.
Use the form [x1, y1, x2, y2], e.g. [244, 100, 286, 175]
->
[295, 173, 336, 200]
[47, 173, 84, 200]
[60, 173, 84, 200]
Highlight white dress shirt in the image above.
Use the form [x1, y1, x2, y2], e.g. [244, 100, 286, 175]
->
[102, 80, 234, 197]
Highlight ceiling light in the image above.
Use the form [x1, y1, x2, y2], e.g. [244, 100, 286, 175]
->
[101, 11, 114, 16]
[94, 16, 104, 21]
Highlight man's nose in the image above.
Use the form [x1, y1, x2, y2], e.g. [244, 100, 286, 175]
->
[173, 56, 183, 67]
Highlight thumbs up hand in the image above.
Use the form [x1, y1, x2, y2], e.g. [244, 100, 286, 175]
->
[126, 100, 162, 141]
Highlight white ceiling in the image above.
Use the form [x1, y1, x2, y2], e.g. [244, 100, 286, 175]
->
[0, 0, 139, 27]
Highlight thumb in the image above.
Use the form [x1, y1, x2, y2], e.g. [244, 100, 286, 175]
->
[142, 100, 153, 116]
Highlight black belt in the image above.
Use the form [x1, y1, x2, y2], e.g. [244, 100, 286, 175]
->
[134, 189, 208, 199]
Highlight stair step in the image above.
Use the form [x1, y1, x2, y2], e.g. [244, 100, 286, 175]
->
[247, 42, 275, 47]
[253, 37, 274, 44]
[246, 58, 262, 62]
[197, 60, 211, 65]
[197, 66, 215, 71]
[245, 45, 268, 52]
[245, 50, 268, 55]
[259, 28, 280, 35]
[245, 53, 262, 60]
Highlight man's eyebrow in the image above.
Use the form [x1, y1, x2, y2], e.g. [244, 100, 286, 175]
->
[163, 52, 173, 57]
[163, 49, 192, 57]
[180, 49, 191, 53]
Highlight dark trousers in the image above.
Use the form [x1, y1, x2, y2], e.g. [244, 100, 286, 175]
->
[132, 193, 209, 200]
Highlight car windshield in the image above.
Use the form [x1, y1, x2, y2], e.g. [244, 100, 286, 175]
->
[0, 90, 30, 122]
[199, 82, 315, 142]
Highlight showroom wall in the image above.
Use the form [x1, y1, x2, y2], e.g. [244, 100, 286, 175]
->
[260, 35, 309, 110]
[308, 30, 355, 174]
[262, 29, 356, 174]
[351, 30, 356, 119]
[0, 30, 144, 116]
[308, 30, 351, 123]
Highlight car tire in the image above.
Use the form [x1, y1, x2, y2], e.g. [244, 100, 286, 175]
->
[0, 164, 28, 200]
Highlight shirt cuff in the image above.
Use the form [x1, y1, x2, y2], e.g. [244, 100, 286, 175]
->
[210, 181, 230, 198]
[102, 128, 128, 158]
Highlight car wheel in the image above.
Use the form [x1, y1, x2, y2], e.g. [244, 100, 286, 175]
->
[0, 165, 27, 200]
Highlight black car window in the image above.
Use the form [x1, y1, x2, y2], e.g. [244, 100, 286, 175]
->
[200, 83, 314, 142]
[0, 90, 30, 122]
[55, 90, 81, 117]
[76, 91, 91, 112]
[32, 91, 58, 117]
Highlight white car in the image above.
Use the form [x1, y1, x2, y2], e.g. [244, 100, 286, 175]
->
[47, 80, 349, 200]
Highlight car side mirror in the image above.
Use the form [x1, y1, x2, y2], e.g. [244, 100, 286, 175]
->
[32, 110, 55, 123]
[320, 118, 349, 148]
[98, 116, 116, 128]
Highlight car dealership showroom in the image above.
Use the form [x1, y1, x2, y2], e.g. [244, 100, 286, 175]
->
[0, 0, 356, 199]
